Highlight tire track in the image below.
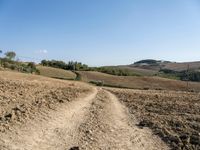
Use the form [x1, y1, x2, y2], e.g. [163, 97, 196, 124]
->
[77, 88, 169, 150]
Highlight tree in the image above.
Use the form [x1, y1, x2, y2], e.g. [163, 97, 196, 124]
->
[27, 62, 36, 69]
[27, 62, 37, 73]
[41, 60, 48, 66]
[0, 50, 2, 55]
[5, 51, 16, 60]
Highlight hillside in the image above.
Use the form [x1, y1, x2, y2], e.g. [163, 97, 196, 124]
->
[37, 66, 76, 80]
[78, 71, 200, 91]
[128, 59, 200, 72]
[117, 65, 157, 76]
[163, 61, 200, 71]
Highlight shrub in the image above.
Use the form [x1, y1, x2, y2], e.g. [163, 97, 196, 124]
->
[89, 80, 104, 86]
[159, 69, 177, 74]
[27, 62, 37, 73]
[3, 62, 11, 68]
[10, 64, 18, 70]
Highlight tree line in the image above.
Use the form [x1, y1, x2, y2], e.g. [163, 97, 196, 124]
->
[40, 60, 142, 76]
[40, 59, 89, 71]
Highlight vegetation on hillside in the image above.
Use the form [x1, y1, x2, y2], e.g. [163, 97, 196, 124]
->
[40, 60, 142, 77]
[1, 51, 200, 83]
[160, 68, 200, 82]
[90, 67, 141, 76]
[40, 59, 89, 71]
[134, 59, 161, 65]
[0, 51, 39, 74]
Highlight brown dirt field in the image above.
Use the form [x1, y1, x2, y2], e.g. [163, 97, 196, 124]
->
[0, 71, 169, 150]
[37, 66, 76, 80]
[78, 71, 200, 92]
[0, 71, 92, 145]
[107, 88, 200, 150]
[163, 62, 200, 72]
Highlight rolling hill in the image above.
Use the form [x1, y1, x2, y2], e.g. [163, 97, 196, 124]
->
[37, 66, 76, 80]
[77, 71, 200, 91]
[128, 59, 200, 72]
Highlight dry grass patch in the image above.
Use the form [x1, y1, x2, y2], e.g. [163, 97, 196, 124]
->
[37, 66, 76, 80]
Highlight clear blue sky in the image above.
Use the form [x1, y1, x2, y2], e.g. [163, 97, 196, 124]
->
[0, 0, 200, 66]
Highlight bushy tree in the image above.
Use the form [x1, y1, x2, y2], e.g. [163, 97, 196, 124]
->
[28, 62, 36, 69]
[5, 51, 16, 60]
[27, 62, 37, 73]
[41, 60, 48, 66]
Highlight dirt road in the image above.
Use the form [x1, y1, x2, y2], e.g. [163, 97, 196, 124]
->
[0, 87, 168, 149]
[77, 89, 168, 150]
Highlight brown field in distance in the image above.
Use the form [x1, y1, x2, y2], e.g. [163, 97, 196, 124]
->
[78, 71, 200, 92]
[37, 66, 76, 80]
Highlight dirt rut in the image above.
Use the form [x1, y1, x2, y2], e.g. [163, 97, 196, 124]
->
[0, 88, 169, 150]
[77, 89, 168, 150]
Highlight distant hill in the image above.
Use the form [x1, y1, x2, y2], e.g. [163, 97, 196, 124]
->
[78, 71, 200, 91]
[126, 59, 200, 72]
[134, 59, 163, 65]
[116, 65, 157, 76]
[128, 59, 170, 71]
[162, 61, 200, 71]
[100, 59, 200, 81]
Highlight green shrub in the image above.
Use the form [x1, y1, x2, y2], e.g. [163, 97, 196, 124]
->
[0, 58, 39, 74]
[10, 64, 18, 70]
[27, 62, 37, 73]
[89, 80, 104, 86]
[3, 62, 11, 68]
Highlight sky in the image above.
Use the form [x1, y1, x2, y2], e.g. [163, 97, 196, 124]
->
[0, 0, 200, 66]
